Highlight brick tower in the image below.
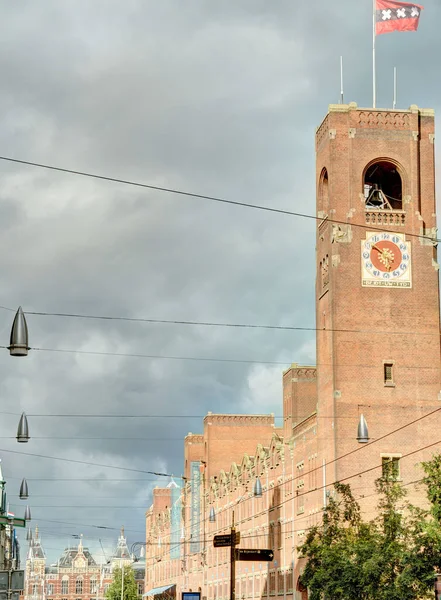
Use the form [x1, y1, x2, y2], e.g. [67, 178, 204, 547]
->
[315, 103, 441, 504]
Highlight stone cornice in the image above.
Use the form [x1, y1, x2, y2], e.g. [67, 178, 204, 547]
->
[204, 413, 274, 426]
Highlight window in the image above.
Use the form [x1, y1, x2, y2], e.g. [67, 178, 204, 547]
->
[382, 456, 400, 480]
[319, 168, 329, 215]
[277, 570, 285, 595]
[364, 160, 403, 210]
[269, 523, 275, 549]
[104, 584, 110, 593]
[47, 584, 54, 596]
[32, 585, 38, 595]
[384, 363, 394, 385]
[137, 583, 143, 596]
[276, 522, 282, 549]
[90, 578, 97, 594]
[76, 578, 83, 594]
[61, 579, 69, 594]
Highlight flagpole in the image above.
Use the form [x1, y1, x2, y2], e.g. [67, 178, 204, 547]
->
[393, 67, 397, 109]
[340, 56, 344, 104]
[373, 0, 376, 108]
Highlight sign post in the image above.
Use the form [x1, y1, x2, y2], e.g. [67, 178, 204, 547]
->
[213, 517, 274, 599]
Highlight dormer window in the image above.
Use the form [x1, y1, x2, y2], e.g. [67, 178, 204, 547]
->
[364, 161, 403, 210]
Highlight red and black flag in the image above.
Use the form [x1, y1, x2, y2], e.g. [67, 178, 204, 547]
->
[376, 0, 423, 35]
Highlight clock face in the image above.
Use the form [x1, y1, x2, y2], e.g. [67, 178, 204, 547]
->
[361, 232, 411, 288]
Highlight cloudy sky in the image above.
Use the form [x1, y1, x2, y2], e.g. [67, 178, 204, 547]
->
[0, 0, 439, 563]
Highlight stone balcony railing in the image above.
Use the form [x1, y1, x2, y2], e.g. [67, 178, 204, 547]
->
[365, 210, 406, 226]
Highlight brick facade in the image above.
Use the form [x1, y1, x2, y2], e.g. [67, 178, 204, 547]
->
[145, 103, 441, 600]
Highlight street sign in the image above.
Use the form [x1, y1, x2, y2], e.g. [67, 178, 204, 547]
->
[213, 534, 233, 548]
[10, 571, 24, 591]
[0, 592, 20, 600]
[0, 571, 24, 591]
[0, 517, 25, 528]
[235, 549, 274, 562]
[213, 532, 241, 547]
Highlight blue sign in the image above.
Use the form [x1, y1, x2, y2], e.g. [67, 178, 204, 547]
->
[170, 483, 181, 560]
[190, 462, 201, 553]
[182, 593, 200, 600]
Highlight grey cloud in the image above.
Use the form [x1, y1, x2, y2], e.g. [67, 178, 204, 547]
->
[0, 0, 435, 562]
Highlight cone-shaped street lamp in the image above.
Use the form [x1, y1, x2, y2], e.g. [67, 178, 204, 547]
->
[8, 307, 29, 357]
[17, 413, 30, 443]
[24, 505, 31, 521]
[357, 414, 369, 444]
[253, 477, 263, 498]
[19, 478, 29, 500]
[209, 506, 216, 523]
[26, 527, 32, 542]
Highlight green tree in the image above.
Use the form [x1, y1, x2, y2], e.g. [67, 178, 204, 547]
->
[299, 463, 437, 600]
[106, 566, 138, 600]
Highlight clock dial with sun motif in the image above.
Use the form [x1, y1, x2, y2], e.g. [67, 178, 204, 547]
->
[361, 232, 411, 288]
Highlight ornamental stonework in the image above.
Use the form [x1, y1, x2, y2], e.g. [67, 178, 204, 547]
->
[357, 111, 410, 129]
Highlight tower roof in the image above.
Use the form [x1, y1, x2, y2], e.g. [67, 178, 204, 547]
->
[112, 526, 131, 561]
[57, 538, 97, 567]
[27, 526, 45, 560]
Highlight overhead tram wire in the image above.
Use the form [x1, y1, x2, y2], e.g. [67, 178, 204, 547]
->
[1, 404, 440, 508]
[0, 154, 438, 244]
[0, 344, 440, 369]
[14, 438, 437, 549]
[0, 303, 440, 338]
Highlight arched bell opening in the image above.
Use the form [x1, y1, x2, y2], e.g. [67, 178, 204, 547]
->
[364, 160, 403, 210]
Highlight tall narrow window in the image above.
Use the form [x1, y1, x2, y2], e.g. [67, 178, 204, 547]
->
[61, 579, 69, 595]
[76, 578, 83, 594]
[384, 363, 394, 385]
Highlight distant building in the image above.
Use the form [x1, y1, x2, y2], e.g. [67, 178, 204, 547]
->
[24, 526, 144, 600]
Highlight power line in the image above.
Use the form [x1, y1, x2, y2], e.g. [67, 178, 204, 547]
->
[28, 517, 145, 535]
[1, 304, 439, 338]
[1, 343, 440, 370]
[0, 402, 438, 419]
[10, 504, 150, 509]
[6, 477, 158, 482]
[11, 346, 291, 366]
[0, 406, 439, 484]
[0, 155, 436, 244]
[0, 446, 182, 478]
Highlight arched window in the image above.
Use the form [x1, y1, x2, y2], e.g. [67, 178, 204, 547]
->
[319, 168, 329, 214]
[75, 577, 83, 594]
[61, 577, 69, 595]
[364, 161, 403, 210]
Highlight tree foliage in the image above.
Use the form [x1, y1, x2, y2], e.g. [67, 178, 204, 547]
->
[106, 566, 138, 600]
[298, 457, 441, 600]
